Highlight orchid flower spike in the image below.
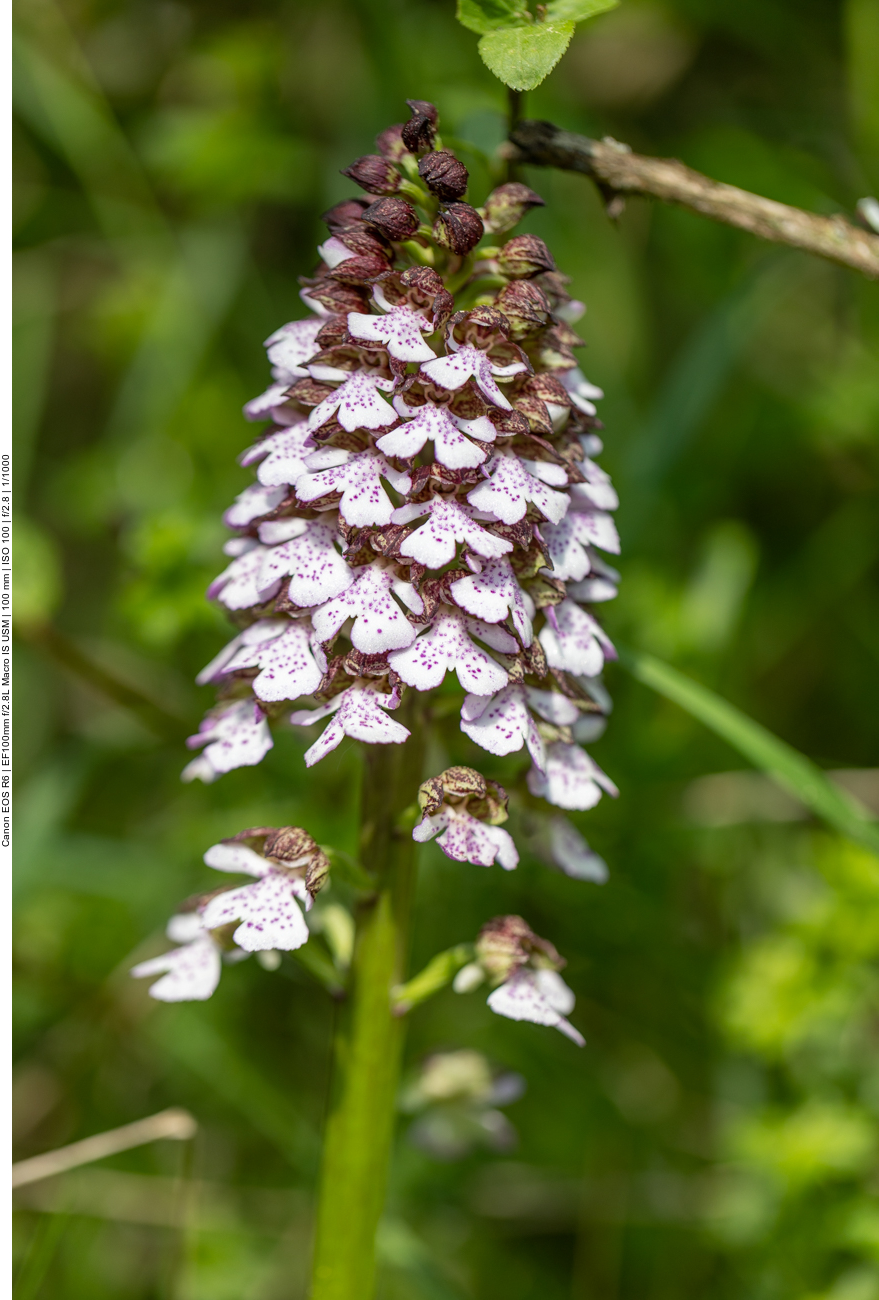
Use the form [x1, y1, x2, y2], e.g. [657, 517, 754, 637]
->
[154, 98, 622, 1001]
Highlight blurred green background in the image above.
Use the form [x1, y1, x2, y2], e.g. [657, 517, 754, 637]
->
[11, 0, 879, 1296]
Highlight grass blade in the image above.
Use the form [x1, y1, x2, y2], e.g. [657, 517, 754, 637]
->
[618, 647, 879, 855]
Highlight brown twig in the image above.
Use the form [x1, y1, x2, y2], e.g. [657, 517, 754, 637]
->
[506, 120, 879, 280]
[12, 1109, 197, 1189]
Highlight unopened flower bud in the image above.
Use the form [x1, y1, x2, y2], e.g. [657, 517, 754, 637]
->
[495, 280, 552, 340]
[498, 234, 556, 279]
[476, 915, 563, 984]
[402, 99, 438, 152]
[321, 198, 370, 231]
[376, 123, 407, 160]
[341, 154, 402, 196]
[418, 149, 469, 201]
[480, 182, 545, 235]
[433, 202, 484, 255]
[362, 197, 420, 241]
[476, 915, 534, 983]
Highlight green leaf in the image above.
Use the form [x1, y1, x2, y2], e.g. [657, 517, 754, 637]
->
[545, 0, 619, 21]
[456, 0, 531, 35]
[618, 648, 879, 856]
[478, 21, 575, 90]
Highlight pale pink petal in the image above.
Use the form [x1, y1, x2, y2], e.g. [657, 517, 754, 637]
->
[308, 373, 396, 433]
[209, 547, 276, 611]
[569, 460, 618, 512]
[467, 454, 568, 526]
[184, 699, 273, 780]
[379, 401, 488, 469]
[257, 518, 310, 545]
[538, 599, 615, 676]
[204, 842, 269, 876]
[388, 607, 508, 695]
[422, 805, 519, 870]
[297, 451, 410, 527]
[397, 498, 513, 568]
[527, 741, 618, 810]
[560, 366, 604, 415]
[296, 685, 411, 766]
[487, 969, 584, 1046]
[223, 483, 287, 529]
[449, 558, 533, 645]
[522, 458, 568, 488]
[459, 685, 545, 769]
[524, 688, 580, 726]
[264, 317, 323, 377]
[566, 576, 618, 603]
[312, 565, 417, 654]
[201, 873, 309, 951]
[132, 936, 221, 1002]
[563, 499, 620, 554]
[347, 306, 436, 362]
[548, 817, 609, 883]
[257, 521, 354, 607]
[223, 620, 324, 702]
[318, 236, 356, 268]
[243, 384, 292, 422]
[250, 427, 336, 488]
[421, 345, 525, 409]
[540, 514, 594, 582]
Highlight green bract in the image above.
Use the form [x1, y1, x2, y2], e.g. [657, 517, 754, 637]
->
[457, 0, 619, 89]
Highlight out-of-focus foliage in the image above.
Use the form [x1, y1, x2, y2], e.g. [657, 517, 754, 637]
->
[11, 0, 878, 1297]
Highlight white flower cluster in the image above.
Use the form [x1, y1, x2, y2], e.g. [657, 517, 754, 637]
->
[184, 182, 619, 826]
[135, 101, 621, 1047]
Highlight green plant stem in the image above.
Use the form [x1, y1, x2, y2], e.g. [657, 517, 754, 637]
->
[309, 697, 425, 1300]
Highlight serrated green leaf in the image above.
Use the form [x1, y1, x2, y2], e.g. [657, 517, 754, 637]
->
[618, 648, 879, 856]
[456, 0, 531, 36]
[478, 21, 575, 90]
[545, 0, 619, 22]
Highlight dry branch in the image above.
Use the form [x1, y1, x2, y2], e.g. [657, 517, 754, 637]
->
[507, 120, 879, 280]
[11, 1109, 197, 1188]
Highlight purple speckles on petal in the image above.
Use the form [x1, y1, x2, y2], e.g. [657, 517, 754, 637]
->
[449, 557, 534, 645]
[538, 598, 616, 676]
[308, 373, 397, 434]
[132, 931, 222, 1002]
[347, 306, 436, 363]
[183, 699, 273, 782]
[413, 806, 519, 870]
[420, 345, 526, 410]
[378, 401, 489, 469]
[292, 684, 411, 766]
[200, 872, 309, 951]
[223, 483, 287, 529]
[257, 521, 354, 607]
[312, 566, 417, 654]
[297, 452, 411, 527]
[467, 454, 569, 526]
[396, 498, 513, 568]
[527, 741, 619, 811]
[388, 606, 509, 694]
[487, 969, 584, 1046]
[459, 685, 546, 770]
[222, 620, 323, 702]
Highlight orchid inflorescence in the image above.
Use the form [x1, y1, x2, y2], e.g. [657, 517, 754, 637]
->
[134, 99, 621, 1045]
